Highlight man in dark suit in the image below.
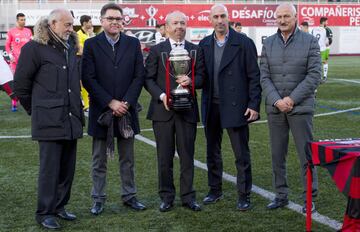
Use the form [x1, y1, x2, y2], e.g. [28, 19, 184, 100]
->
[14, 9, 83, 229]
[199, 4, 261, 211]
[82, 3, 145, 215]
[145, 11, 204, 212]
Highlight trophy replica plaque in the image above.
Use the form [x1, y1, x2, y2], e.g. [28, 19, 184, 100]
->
[168, 47, 193, 111]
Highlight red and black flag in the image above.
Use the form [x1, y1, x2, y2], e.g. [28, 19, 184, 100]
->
[310, 139, 360, 232]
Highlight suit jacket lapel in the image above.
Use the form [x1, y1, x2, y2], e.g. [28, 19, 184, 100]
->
[159, 39, 172, 71]
[218, 29, 241, 74]
[96, 32, 115, 62]
[202, 35, 214, 87]
[115, 33, 129, 65]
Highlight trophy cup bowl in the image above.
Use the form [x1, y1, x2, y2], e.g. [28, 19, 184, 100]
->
[168, 47, 193, 111]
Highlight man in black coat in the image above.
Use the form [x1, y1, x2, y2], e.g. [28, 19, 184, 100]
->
[14, 9, 83, 229]
[145, 11, 204, 212]
[199, 4, 261, 211]
[81, 3, 145, 215]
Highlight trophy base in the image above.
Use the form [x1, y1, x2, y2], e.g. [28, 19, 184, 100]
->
[171, 90, 192, 111]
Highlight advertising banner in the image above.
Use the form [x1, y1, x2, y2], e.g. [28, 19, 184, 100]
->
[298, 4, 360, 26]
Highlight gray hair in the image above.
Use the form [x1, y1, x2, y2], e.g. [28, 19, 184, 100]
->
[275, 3, 297, 16]
[165, 11, 187, 25]
[210, 3, 229, 16]
[48, 8, 71, 24]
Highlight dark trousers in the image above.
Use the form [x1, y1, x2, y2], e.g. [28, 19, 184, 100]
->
[36, 140, 77, 223]
[91, 137, 137, 203]
[205, 103, 252, 198]
[153, 114, 197, 204]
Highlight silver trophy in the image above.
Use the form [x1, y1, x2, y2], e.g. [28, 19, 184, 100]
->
[168, 46, 193, 111]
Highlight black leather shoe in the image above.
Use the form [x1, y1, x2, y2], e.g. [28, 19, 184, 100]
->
[123, 197, 146, 211]
[40, 217, 60, 230]
[267, 198, 289, 210]
[90, 202, 104, 215]
[182, 201, 202, 211]
[237, 198, 251, 211]
[57, 210, 76, 221]
[203, 193, 223, 205]
[159, 201, 174, 212]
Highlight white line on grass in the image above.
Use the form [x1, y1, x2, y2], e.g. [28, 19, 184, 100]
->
[139, 106, 360, 132]
[331, 78, 360, 84]
[135, 134, 342, 231]
[314, 106, 360, 117]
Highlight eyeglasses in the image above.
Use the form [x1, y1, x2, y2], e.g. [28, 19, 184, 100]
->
[102, 17, 123, 23]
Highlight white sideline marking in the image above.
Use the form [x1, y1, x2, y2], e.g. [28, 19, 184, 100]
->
[134, 134, 342, 231]
[139, 106, 360, 132]
[314, 106, 360, 117]
[0, 135, 31, 139]
[332, 78, 360, 84]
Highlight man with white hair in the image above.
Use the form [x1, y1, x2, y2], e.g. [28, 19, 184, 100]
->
[199, 4, 261, 211]
[260, 3, 321, 212]
[14, 9, 83, 229]
[145, 11, 204, 212]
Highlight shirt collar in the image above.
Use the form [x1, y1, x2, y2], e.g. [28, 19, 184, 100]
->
[214, 31, 229, 47]
[169, 38, 185, 49]
[104, 32, 120, 47]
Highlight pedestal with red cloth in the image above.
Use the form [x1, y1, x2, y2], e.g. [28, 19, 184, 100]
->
[307, 139, 360, 232]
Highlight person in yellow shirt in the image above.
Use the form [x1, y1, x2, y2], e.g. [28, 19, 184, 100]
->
[77, 15, 95, 112]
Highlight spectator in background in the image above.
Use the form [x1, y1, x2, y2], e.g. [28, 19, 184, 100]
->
[77, 15, 95, 112]
[234, 22, 247, 36]
[229, 21, 235, 29]
[300, 21, 309, 33]
[154, 23, 166, 44]
[5, 12, 32, 111]
[14, 9, 83, 229]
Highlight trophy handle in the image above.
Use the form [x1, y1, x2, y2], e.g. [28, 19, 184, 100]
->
[161, 52, 175, 78]
[189, 49, 197, 68]
[185, 49, 197, 77]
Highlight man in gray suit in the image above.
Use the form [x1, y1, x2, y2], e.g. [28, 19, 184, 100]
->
[260, 3, 321, 213]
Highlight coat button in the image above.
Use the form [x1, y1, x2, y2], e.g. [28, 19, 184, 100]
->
[232, 102, 237, 106]
[282, 74, 286, 77]
[114, 66, 118, 69]
[228, 71, 232, 75]
[229, 87, 235, 91]
[63, 66, 67, 69]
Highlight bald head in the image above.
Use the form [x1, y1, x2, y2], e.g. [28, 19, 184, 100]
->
[210, 4, 228, 17]
[48, 9, 74, 41]
[209, 3, 229, 35]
